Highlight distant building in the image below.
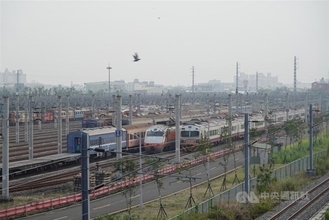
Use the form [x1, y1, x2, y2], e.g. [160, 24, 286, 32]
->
[235, 72, 279, 92]
[194, 79, 223, 92]
[1, 68, 27, 85]
[311, 81, 329, 92]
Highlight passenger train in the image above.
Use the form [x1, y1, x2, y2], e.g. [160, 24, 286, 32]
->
[9, 109, 85, 125]
[66, 108, 307, 155]
[180, 108, 306, 152]
[67, 123, 150, 156]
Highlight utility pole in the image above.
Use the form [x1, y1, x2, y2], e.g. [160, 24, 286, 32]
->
[139, 132, 143, 208]
[256, 72, 259, 93]
[264, 93, 268, 133]
[107, 64, 112, 94]
[2, 96, 10, 201]
[175, 94, 181, 164]
[228, 94, 232, 136]
[66, 94, 70, 136]
[29, 95, 33, 160]
[81, 132, 90, 220]
[15, 93, 19, 143]
[129, 94, 133, 125]
[285, 93, 289, 122]
[25, 94, 29, 143]
[192, 66, 195, 93]
[116, 95, 122, 160]
[58, 95, 62, 154]
[236, 62, 239, 95]
[244, 113, 250, 197]
[307, 104, 316, 175]
[294, 56, 297, 93]
[92, 94, 95, 118]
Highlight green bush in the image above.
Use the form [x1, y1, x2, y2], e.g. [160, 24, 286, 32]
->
[325, 208, 329, 220]
[207, 205, 229, 220]
[315, 157, 329, 175]
[277, 178, 297, 192]
[250, 201, 276, 219]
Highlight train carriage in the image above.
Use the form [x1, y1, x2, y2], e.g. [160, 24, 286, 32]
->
[67, 127, 127, 157]
[74, 110, 84, 120]
[123, 123, 150, 152]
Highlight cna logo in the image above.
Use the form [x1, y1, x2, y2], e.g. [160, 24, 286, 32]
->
[236, 191, 260, 203]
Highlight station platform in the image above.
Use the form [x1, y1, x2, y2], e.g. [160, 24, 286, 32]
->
[0, 153, 81, 175]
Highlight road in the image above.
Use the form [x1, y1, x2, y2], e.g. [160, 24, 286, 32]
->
[20, 151, 246, 220]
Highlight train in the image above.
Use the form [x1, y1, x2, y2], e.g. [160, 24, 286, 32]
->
[66, 108, 307, 156]
[82, 118, 130, 128]
[9, 109, 93, 125]
[143, 124, 176, 153]
[67, 123, 150, 156]
[180, 108, 306, 152]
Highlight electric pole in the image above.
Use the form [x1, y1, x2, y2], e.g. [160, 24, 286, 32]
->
[192, 66, 195, 93]
[107, 63, 112, 94]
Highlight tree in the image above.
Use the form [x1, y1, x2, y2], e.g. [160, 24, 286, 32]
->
[114, 156, 139, 219]
[194, 136, 214, 197]
[145, 158, 167, 220]
[219, 124, 230, 191]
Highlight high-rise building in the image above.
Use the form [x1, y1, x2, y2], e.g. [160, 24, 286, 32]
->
[0, 68, 27, 86]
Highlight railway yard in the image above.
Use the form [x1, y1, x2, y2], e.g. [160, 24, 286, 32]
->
[0, 91, 328, 219]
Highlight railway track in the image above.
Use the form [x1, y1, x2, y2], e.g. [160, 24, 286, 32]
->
[268, 176, 329, 220]
[5, 151, 190, 193]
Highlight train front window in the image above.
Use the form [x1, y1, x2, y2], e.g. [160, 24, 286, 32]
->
[190, 131, 199, 137]
[146, 131, 164, 137]
[181, 131, 199, 137]
[181, 131, 190, 137]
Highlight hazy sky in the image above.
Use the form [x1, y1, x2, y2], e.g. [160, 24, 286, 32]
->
[1, 0, 328, 86]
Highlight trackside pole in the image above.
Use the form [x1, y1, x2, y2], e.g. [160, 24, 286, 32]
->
[116, 95, 122, 160]
[244, 113, 249, 198]
[58, 95, 62, 154]
[81, 132, 90, 220]
[2, 96, 11, 201]
[29, 95, 33, 160]
[175, 94, 181, 163]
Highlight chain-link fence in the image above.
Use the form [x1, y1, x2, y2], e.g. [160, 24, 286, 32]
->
[170, 150, 326, 220]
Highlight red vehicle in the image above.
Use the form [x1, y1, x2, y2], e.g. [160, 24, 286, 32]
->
[143, 125, 176, 154]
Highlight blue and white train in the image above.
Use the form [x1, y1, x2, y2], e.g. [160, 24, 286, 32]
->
[67, 126, 127, 156]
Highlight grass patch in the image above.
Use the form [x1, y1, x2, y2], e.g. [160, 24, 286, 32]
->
[0, 185, 73, 210]
[174, 154, 329, 220]
[94, 164, 285, 220]
[272, 132, 329, 164]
